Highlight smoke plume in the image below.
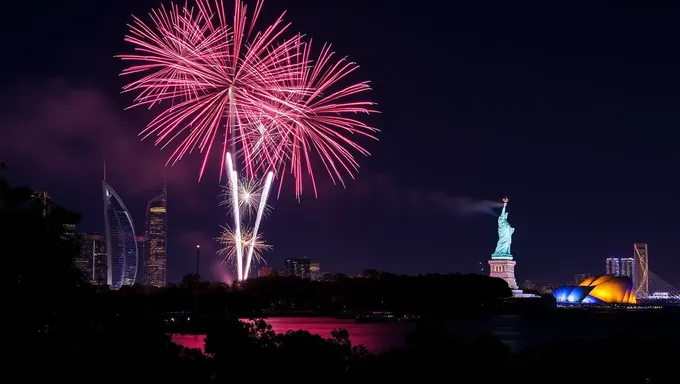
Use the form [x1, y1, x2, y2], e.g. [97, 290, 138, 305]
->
[354, 174, 503, 217]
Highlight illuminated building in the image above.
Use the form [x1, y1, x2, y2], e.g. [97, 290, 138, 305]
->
[31, 191, 53, 217]
[258, 266, 277, 277]
[145, 185, 167, 287]
[310, 263, 321, 281]
[32, 191, 77, 238]
[605, 257, 620, 276]
[633, 243, 649, 298]
[284, 258, 311, 279]
[103, 180, 139, 289]
[135, 235, 145, 283]
[553, 274, 637, 304]
[574, 273, 590, 285]
[78, 233, 107, 285]
[620, 258, 634, 280]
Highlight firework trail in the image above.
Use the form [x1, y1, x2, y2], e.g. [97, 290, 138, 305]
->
[224, 152, 274, 279]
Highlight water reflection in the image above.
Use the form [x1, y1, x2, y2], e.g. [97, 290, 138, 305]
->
[171, 312, 679, 353]
[171, 317, 415, 353]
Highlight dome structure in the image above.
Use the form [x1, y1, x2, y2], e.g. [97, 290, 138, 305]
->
[553, 274, 636, 304]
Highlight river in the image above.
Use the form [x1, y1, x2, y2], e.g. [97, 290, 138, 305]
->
[171, 311, 680, 353]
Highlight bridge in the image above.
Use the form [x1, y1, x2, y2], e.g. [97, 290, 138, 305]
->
[634, 243, 679, 300]
[646, 271, 680, 300]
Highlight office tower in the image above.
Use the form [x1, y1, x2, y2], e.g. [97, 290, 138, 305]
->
[574, 273, 590, 285]
[145, 185, 167, 287]
[310, 263, 321, 281]
[135, 235, 145, 283]
[620, 258, 634, 280]
[31, 191, 53, 217]
[78, 233, 107, 285]
[33, 190, 78, 239]
[633, 243, 649, 298]
[605, 257, 620, 276]
[284, 258, 311, 279]
[103, 180, 139, 289]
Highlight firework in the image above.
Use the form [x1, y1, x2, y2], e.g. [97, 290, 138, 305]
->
[216, 225, 272, 266]
[224, 153, 274, 280]
[219, 174, 272, 217]
[245, 42, 379, 198]
[119, 0, 306, 180]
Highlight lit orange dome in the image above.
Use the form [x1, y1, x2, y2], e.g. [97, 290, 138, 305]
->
[554, 274, 637, 304]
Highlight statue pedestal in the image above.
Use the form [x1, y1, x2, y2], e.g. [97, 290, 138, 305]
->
[488, 259, 518, 290]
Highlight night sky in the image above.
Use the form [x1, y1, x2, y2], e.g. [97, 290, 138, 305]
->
[1, 1, 679, 287]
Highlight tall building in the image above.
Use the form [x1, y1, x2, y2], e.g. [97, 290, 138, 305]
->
[31, 191, 53, 217]
[78, 233, 107, 285]
[145, 185, 167, 287]
[633, 243, 649, 298]
[284, 258, 311, 279]
[135, 235, 145, 283]
[103, 180, 139, 289]
[310, 263, 321, 281]
[605, 257, 620, 276]
[620, 258, 634, 280]
[574, 273, 590, 285]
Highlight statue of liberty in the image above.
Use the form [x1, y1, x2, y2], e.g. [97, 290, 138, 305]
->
[492, 197, 514, 259]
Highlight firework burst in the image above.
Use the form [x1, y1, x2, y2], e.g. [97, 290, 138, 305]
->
[119, 0, 306, 180]
[216, 225, 271, 266]
[243, 41, 379, 198]
[219, 175, 272, 217]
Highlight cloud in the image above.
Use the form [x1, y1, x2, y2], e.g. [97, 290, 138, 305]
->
[0, 78, 200, 197]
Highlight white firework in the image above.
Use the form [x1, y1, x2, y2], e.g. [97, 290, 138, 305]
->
[219, 175, 272, 217]
[216, 225, 272, 266]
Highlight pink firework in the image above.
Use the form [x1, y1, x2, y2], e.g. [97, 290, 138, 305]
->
[119, 0, 305, 180]
[243, 42, 379, 198]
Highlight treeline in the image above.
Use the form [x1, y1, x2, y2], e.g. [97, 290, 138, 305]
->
[121, 272, 514, 315]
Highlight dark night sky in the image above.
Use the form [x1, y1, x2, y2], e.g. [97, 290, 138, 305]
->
[1, 1, 679, 287]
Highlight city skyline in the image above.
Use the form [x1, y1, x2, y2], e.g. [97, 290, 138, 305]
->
[2, 1, 680, 286]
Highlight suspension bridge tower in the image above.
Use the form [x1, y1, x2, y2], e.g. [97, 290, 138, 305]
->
[633, 243, 649, 298]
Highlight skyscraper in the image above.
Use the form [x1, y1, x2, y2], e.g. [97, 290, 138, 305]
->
[31, 191, 53, 217]
[605, 257, 620, 276]
[145, 185, 167, 288]
[620, 257, 635, 280]
[78, 233, 107, 285]
[103, 180, 139, 289]
[284, 258, 311, 279]
[574, 273, 590, 285]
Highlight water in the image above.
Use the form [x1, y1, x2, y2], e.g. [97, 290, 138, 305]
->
[172, 317, 415, 353]
[171, 312, 679, 353]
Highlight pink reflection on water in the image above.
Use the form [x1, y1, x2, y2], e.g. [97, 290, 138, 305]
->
[171, 334, 205, 351]
[171, 317, 414, 353]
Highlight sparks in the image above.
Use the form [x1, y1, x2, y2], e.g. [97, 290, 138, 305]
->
[216, 225, 271, 266]
[219, 174, 271, 217]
